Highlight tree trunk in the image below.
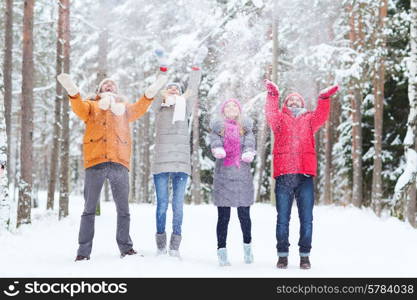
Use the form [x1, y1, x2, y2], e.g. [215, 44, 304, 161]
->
[58, 0, 71, 220]
[137, 119, 145, 203]
[0, 92, 10, 231]
[47, 0, 65, 210]
[348, 4, 363, 208]
[17, 0, 35, 227]
[129, 123, 138, 203]
[191, 96, 202, 204]
[408, 174, 417, 228]
[96, 25, 110, 211]
[270, 1, 278, 205]
[3, 0, 13, 186]
[351, 88, 363, 208]
[143, 113, 151, 203]
[371, 0, 387, 216]
[394, 0, 417, 211]
[254, 116, 268, 203]
[323, 99, 333, 205]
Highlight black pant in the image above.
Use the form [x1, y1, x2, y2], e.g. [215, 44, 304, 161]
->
[217, 206, 251, 249]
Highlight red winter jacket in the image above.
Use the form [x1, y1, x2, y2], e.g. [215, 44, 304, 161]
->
[265, 92, 330, 178]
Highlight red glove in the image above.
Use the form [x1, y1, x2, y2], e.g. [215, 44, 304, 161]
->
[319, 85, 339, 99]
[264, 79, 279, 97]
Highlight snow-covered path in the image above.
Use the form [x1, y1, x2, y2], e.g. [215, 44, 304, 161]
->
[1, 193, 416, 277]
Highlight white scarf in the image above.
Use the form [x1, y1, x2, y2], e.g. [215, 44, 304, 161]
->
[161, 95, 186, 124]
[98, 92, 126, 116]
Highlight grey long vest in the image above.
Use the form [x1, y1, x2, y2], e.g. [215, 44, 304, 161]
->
[151, 69, 202, 175]
[209, 118, 256, 207]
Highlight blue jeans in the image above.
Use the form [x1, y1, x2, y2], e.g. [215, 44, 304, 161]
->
[275, 174, 314, 257]
[153, 172, 188, 235]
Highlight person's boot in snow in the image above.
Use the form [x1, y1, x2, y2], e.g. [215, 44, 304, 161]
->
[156, 232, 167, 255]
[168, 234, 182, 258]
[243, 243, 254, 264]
[75, 255, 90, 262]
[300, 256, 311, 269]
[276, 256, 288, 269]
[217, 248, 231, 266]
[120, 248, 137, 258]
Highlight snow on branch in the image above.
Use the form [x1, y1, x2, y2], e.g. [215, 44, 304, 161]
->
[394, 148, 417, 198]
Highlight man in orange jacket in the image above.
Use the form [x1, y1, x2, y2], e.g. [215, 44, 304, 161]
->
[57, 71, 167, 261]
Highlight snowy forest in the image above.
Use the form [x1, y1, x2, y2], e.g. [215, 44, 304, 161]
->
[0, 0, 417, 277]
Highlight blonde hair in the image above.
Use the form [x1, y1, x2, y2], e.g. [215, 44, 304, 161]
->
[220, 111, 245, 136]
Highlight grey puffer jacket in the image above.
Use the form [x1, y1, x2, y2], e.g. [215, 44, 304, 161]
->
[151, 69, 202, 175]
[209, 117, 256, 207]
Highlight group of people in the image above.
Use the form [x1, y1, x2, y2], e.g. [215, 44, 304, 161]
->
[57, 47, 339, 270]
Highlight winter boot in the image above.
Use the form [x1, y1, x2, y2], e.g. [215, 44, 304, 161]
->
[300, 256, 311, 269]
[243, 243, 254, 264]
[168, 234, 182, 258]
[276, 256, 288, 269]
[75, 255, 90, 262]
[217, 248, 231, 266]
[156, 233, 167, 255]
[120, 248, 137, 258]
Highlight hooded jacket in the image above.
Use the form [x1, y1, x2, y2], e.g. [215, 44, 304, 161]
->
[265, 92, 330, 177]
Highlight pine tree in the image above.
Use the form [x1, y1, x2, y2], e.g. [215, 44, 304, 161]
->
[17, 0, 35, 227]
[58, 0, 71, 220]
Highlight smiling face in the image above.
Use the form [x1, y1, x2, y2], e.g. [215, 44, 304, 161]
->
[100, 80, 117, 93]
[223, 101, 240, 120]
[166, 84, 180, 96]
[286, 95, 303, 108]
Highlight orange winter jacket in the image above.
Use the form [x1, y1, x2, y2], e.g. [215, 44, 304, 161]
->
[68, 93, 153, 170]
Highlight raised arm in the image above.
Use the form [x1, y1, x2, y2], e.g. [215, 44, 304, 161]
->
[310, 85, 339, 132]
[150, 92, 164, 113]
[57, 73, 91, 122]
[126, 95, 154, 122]
[185, 46, 207, 114]
[128, 72, 169, 122]
[185, 68, 202, 114]
[264, 79, 282, 132]
[69, 94, 91, 122]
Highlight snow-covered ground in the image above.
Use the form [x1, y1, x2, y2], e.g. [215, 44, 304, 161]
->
[1, 192, 416, 277]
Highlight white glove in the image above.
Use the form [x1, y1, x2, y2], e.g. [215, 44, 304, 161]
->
[193, 46, 208, 67]
[57, 73, 79, 96]
[98, 92, 114, 110]
[145, 74, 168, 99]
[241, 151, 256, 163]
[98, 92, 126, 115]
[111, 102, 126, 116]
[212, 147, 226, 159]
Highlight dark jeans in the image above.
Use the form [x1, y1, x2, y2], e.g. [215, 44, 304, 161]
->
[78, 162, 133, 257]
[217, 206, 251, 249]
[275, 174, 314, 257]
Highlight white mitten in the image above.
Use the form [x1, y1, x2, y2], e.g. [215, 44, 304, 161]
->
[165, 95, 176, 106]
[110, 102, 126, 116]
[241, 151, 256, 163]
[212, 147, 226, 159]
[145, 74, 168, 99]
[57, 73, 79, 96]
[98, 92, 115, 110]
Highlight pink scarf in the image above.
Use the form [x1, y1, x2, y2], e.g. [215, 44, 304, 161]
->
[223, 119, 241, 167]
